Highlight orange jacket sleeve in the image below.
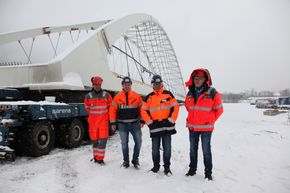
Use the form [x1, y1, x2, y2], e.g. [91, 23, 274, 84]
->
[140, 101, 152, 125]
[213, 92, 223, 121]
[109, 94, 118, 124]
[107, 93, 112, 106]
[169, 97, 180, 122]
[184, 95, 190, 112]
[137, 95, 144, 122]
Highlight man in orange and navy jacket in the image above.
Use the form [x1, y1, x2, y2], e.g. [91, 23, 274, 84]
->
[84, 76, 112, 165]
[184, 68, 223, 180]
[141, 75, 179, 175]
[109, 76, 144, 169]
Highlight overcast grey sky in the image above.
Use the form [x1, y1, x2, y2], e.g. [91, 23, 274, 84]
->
[0, 0, 289, 93]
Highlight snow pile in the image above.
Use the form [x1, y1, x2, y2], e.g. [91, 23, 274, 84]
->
[0, 145, 13, 152]
[0, 119, 15, 126]
[0, 104, 289, 193]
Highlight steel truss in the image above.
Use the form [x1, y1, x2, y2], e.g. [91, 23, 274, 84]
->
[108, 20, 185, 98]
[0, 16, 186, 98]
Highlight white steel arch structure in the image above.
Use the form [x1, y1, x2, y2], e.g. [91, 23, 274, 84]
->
[0, 13, 186, 99]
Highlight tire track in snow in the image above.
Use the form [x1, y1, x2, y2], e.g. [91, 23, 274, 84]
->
[56, 150, 79, 193]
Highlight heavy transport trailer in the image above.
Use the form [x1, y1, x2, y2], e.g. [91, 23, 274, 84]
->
[0, 88, 115, 161]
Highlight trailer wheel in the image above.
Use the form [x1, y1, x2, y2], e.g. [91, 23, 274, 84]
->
[22, 121, 55, 157]
[64, 119, 84, 148]
[5, 151, 16, 161]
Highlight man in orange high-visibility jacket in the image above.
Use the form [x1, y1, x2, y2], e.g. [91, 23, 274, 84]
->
[184, 68, 223, 180]
[109, 76, 144, 168]
[141, 75, 179, 175]
[84, 76, 112, 165]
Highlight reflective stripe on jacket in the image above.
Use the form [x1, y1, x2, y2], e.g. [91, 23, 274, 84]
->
[141, 88, 179, 137]
[109, 90, 143, 124]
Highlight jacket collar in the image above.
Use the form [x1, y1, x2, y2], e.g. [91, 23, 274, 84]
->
[154, 88, 163, 95]
[121, 89, 131, 95]
[92, 89, 102, 94]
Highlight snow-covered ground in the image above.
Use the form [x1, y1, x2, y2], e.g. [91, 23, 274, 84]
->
[0, 103, 289, 193]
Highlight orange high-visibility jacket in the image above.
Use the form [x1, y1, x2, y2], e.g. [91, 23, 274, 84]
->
[184, 68, 223, 132]
[109, 90, 143, 124]
[84, 89, 112, 140]
[141, 88, 179, 137]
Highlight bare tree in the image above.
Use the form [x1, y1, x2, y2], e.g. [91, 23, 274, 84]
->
[280, 89, 290, 96]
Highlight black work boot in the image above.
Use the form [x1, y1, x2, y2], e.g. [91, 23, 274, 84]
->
[150, 165, 160, 173]
[96, 160, 105, 165]
[205, 173, 213, 180]
[131, 159, 140, 169]
[164, 167, 172, 175]
[185, 168, 196, 176]
[91, 158, 105, 165]
[122, 161, 130, 168]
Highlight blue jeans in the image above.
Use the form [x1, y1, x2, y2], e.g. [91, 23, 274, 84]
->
[189, 131, 213, 175]
[118, 122, 142, 162]
[151, 133, 171, 169]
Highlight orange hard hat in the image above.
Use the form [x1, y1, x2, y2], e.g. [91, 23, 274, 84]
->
[91, 76, 103, 85]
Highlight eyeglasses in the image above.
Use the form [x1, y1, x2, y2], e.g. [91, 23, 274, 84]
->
[193, 76, 206, 80]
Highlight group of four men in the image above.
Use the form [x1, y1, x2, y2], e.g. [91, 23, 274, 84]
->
[84, 68, 223, 180]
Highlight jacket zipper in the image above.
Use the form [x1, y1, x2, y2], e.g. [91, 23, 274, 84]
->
[126, 92, 129, 106]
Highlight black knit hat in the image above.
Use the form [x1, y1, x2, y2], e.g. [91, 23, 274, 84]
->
[121, 76, 132, 84]
[151, 75, 163, 84]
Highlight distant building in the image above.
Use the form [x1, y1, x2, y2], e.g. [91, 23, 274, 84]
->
[278, 96, 290, 109]
[248, 97, 278, 105]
